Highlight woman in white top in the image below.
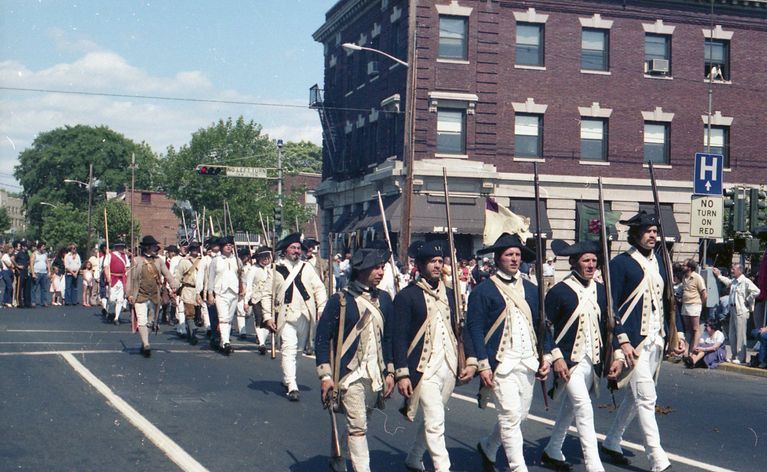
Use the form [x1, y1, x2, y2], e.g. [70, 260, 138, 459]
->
[684, 320, 726, 369]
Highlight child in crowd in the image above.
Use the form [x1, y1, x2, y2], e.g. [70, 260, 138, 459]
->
[81, 261, 94, 307]
[50, 266, 63, 306]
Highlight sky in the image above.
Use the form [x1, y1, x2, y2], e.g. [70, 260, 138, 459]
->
[0, 0, 339, 191]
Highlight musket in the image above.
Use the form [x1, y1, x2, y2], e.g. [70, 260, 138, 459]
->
[327, 232, 335, 297]
[269, 221, 279, 359]
[325, 288, 346, 471]
[259, 212, 268, 243]
[648, 162, 680, 353]
[442, 168, 466, 374]
[181, 210, 189, 242]
[376, 191, 400, 295]
[209, 215, 215, 237]
[598, 178, 618, 407]
[532, 163, 549, 409]
[225, 201, 236, 237]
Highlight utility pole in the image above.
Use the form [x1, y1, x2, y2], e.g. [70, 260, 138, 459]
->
[399, 0, 418, 262]
[130, 153, 136, 252]
[276, 139, 284, 238]
[86, 162, 93, 255]
[703, 0, 715, 268]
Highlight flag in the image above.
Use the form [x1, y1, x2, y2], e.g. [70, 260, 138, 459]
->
[484, 197, 532, 245]
[576, 202, 621, 242]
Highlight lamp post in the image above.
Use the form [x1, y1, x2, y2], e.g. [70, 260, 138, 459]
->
[39, 202, 59, 209]
[64, 162, 95, 253]
[342, 38, 416, 262]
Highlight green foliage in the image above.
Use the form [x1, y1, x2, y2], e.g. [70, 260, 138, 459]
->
[94, 199, 140, 246]
[40, 203, 87, 253]
[14, 125, 162, 235]
[0, 208, 10, 234]
[161, 117, 317, 238]
[281, 140, 322, 174]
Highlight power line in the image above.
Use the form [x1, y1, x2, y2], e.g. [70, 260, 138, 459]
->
[0, 86, 403, 115]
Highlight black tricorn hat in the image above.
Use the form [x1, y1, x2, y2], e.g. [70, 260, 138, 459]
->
[477, 232, 535, 262]
[112, 241, 127, 249]
[165, 245, 179, 253]
[276, 232, 305, 252]
[255, 246, 272, 257]
[351, 248, 391, 272]
[551, 239, 602, 262]
[619, 210, 660, 228]
[407, 241, 424, 259]
[303, 238, 319, 249]
[219, 235, 235, 246]
[188, 243, 201, 252]
[204, 237, 220, 249]
[140, 235, 160, 247]
[412, 240, 447, 260]
[237, 247, 251, 259]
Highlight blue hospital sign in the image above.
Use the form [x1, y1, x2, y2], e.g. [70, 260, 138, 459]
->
[693, 152, 724, 196]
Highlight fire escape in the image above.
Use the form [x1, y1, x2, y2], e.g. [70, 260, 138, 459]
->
[309, 84, 342, 178]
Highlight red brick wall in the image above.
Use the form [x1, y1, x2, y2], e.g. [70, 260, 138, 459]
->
[123, 190, 180, 247]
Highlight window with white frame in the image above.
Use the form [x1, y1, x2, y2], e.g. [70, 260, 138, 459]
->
[645, 34, 671, 75]
[580, 118, 607, 161]
[705, 39, 729, 80]
[515, 114, 542, 157]
[516, 23, 544, 66]
[581, 29, 609, 71]
[644, 122, 669, 164]
[704, 126, 729, 167]
[436, 107, 466, 154]
[439, 15, 468, 60]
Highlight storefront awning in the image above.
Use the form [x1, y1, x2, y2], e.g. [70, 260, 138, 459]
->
[505, 198, 553, 238]
[638, 203, 681, 242]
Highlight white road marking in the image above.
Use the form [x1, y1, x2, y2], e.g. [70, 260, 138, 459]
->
[450, 392, 734, 472]
[61, 352, 209, 472]
[0, 350, 118, 356]
[6, 329, 128, 334]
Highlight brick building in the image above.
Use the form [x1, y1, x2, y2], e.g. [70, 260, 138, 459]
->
[311, 0, 767, 262]
[120, 189, 180, 247]
[0, 189, 26, 237]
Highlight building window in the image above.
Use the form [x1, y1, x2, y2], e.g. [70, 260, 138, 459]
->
[439, 15, 468, 60]
[516, 23, 544, 66]
[581, 29, 608, 71]
[514, 114, 542, 157]
[705, 39, 729, 80]
[436, 107, 466, 154]
[704, 126, 730, 168]
[645, 34, 671, 75]
[644, 122, 670, 164]
[388, 19, 402, 59]
[580, 118, 607, 161]
[141, 192, 151, 203]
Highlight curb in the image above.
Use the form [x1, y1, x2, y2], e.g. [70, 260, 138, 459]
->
[716, 362, 767, 378]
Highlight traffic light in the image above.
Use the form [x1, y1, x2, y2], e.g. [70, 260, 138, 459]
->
[749, 187, 766, 232]
[196, 165, 225, 176]
[724, 187, 747, 232]
[273, 206, 283, 233]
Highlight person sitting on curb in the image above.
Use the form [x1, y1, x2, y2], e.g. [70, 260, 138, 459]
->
[684, 320, 726, 369]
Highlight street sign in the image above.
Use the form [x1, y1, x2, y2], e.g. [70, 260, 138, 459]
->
[690, 195, 723, 238]
[226, 166, 269, 179]
[693, 152, 724, 195]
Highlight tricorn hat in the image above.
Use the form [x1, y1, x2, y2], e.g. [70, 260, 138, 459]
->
[165, 245, 179, 254]
[188, 243, 201, 252]
[238, 247, 251, 259]
[112, 241, 127, 249]
[619, 210, 660, 228]
[219, 235, 235, 246]
[477, 232, 535, 262]
[276, 232, 305, 252]
[204, 237, 220, 249]
[140, 235, 160, 247]
[351, 248, 391, 272]
[255, 246, 272, 257]
[551, 239, 602, 262]
[303, 238, 319, 249]
[411, 240, 447, 260]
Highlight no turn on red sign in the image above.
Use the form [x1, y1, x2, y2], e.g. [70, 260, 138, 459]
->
[690, 195, 723, 238]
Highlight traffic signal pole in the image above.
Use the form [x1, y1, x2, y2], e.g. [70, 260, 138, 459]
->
[276, 140, 284, 239]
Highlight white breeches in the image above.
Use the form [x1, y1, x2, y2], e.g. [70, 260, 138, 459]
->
[280, 316, 309, 391]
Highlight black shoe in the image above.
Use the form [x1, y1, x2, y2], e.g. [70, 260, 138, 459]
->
[541, 451, 572, 471]
[683, 356, 694, 368]
[600, 445, 630, 465]
[239, 333, 247, 340]
[210, 339, 220, 351]
[258, 345, 267, 355]
[304, 348, 315, 356]
[288, 390, 300, 402]
[404, 463, 426, 472]
[189, 331, 198, 345]
[140, 345, 151, 358]
[476, 442, 495, 472]
[101, 308, 107, 317]
[206, 329, 212, 338]
[222, 343, 233, 355]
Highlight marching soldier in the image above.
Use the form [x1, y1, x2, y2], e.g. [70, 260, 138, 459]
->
[392, 240, 476, 472]
[315, 247, 396, 472]
[96, 243, 109, 318]
[235, 247, 255, 340]
[304, 238, 326, 355]
[602, 211, 683, 472]
[541, 240, 606, 472]
[262, 233, 327, 402]
[104, 241, 129, 325]
[197, 238, 221, 346]
[465, 233, 551, 472]
[174, 242, 203, 345]
[250, 246, 273, 355]
[126, 235, 178, 357]
[206, 235, 243, 355]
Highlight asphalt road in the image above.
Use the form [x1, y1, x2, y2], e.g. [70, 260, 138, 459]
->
[1, 306, 764, 472]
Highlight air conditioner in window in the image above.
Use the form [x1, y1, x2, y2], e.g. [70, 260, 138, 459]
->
[367, 61, 380, 76]
[649, 59, 670, 73]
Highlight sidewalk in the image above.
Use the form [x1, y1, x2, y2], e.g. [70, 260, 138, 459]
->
[717, 360, 767, 378]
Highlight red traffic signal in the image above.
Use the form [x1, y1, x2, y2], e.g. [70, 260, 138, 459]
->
[196, 165, 225, 176]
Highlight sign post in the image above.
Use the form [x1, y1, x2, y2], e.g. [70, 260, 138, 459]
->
[692, 152, 725, 266]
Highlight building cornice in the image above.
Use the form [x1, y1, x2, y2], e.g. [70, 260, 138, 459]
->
[313, 0, 377, 43]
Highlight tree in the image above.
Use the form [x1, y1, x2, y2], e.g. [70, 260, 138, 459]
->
[281, 140, 322, 174]
[0, 208, 10, 234]
[14, 125, 162, 236]
[40, 203, 87, 254]
[161, 117, 314, 238]
[95, 199, 140, 246]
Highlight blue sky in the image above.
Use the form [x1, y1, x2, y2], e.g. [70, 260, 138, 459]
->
[0, 0, 337, 189]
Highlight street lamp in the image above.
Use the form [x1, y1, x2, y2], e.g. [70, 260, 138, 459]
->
[342, 42, 409, 67]
[39, 201, 59, 209]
